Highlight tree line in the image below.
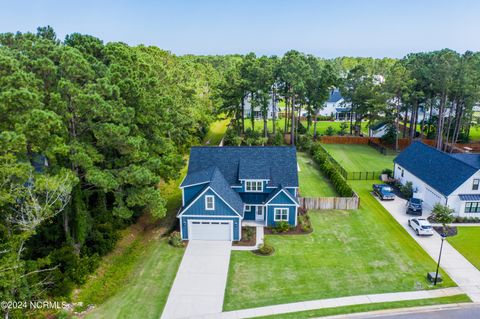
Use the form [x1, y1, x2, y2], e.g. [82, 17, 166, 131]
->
[205, 50, 480, 150]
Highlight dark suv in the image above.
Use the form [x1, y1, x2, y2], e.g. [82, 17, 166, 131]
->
[406, 198, 423, 215]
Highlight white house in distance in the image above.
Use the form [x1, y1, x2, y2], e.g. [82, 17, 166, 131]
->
[394, 142, 480, 217]
[243, 95, 280, 119]
[318, 89, 353, 121]
[369, 122, 388, 138]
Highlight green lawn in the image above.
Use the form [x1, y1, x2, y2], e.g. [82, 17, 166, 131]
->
[297, 152, 337, 197]
[203, 118, 230, 145]
[322, 144, 395, 172]
[243, 119, 282, 133]
[469, 126, 480, 142]
[448, 227, 480, 270]
[257, 294, 471, 319]
[223, 180, 454, 311]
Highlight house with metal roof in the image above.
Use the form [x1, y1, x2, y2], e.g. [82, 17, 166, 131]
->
[394, 142, 480, 217]
[177, 146, 299, 241]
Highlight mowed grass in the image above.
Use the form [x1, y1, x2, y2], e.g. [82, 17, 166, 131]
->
[243, 119, 282, 133]
[469, 126, 480, 142]
[223, 179, 454, 311]
[203, 117, 230, 145]
[448, 227, 480, 270]
[322, 144, 395, 172]
[257, 294, 471, 319]
[297, 152, 337, 197]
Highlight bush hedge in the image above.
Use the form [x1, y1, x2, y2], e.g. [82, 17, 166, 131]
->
[307, 143, 355, 197]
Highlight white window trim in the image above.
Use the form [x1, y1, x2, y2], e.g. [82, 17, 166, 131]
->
[205, 195, 215, 210]
[245, 180, 263, 192]
[274, 208, 289, 221]
[245, 205, 251, 212]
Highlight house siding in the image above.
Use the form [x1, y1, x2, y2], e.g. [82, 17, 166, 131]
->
[181, 189, 239, 216]
[266, 205, 297, 227]
[183, 183, 207, 205]
[180, 216, 241, 241]
[268, 191, 296, 205]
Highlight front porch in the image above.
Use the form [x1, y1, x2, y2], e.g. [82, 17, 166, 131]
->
[242, 220, 265, 227]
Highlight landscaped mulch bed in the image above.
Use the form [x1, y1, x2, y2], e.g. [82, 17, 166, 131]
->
[433, 226, 458, 237]
[264, 212, 313, 235]
[232, 226, 256, 246]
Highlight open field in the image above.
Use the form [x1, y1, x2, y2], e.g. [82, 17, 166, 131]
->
[322, 144, 395, 172]
[224, 179, 454, 311]
[203, 118, 230, 145]
[448, 227, 480, 271]
[297, 152, 337, 197]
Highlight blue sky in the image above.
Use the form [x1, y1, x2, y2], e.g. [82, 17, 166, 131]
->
[1, 0, 479, 57]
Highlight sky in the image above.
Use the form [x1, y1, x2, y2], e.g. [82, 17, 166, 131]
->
[1, 0, 479, 58]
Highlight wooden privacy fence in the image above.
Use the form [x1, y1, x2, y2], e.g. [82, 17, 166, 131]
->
[299, 194, 360, 210]
[319, 136, 436, 151]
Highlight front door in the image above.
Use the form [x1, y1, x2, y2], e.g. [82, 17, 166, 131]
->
[255, 206, 264, 221]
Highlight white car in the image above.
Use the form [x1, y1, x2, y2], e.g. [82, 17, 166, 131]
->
[408, 218, 434, 236]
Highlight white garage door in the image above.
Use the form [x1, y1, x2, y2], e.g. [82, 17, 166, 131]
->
[424, 187, 443, 209]
[189, 220, 232, 241]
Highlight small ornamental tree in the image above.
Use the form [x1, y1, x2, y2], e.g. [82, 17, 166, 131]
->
[339, 122, 349, 136]
[325, 126, 335, 136]
[431, 203, 455, 235]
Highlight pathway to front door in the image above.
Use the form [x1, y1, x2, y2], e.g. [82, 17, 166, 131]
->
[161, 240, 232, 319]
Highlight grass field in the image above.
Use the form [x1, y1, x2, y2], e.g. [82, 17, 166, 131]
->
[223, 180, 454, 311]
[243, 119, 281, 133]
[297, 152, 337, 197]
[257, 294, 471, 319]
[469, 126, 480, 142]
[448, 227, 480, 270]
[322, 144, 395, 172]
[203, 118, 230, 145]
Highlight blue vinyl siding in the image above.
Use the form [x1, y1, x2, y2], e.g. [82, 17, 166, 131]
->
[183, 183, 208, 204]
[266, 205, 297, 227]
[268, 191, 297, 205]
[181, 189, 239, 216]
[244, 207, 255, 220]
[240, 193, 268, 204]
[180, 216, 240, 241]
[285, 187, 297, 197]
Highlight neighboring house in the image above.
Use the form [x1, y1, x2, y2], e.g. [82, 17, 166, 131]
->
[369, 122, 388, 138]
[243, 95, 280, 119]
[394, 142, 480, 217]
[177, 146, 300, 241]
[318, 89, 353, 121]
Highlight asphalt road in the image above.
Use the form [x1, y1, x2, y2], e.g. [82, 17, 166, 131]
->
[351, 304, 480, 319]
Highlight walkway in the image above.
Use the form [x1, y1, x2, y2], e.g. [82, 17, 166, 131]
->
[161, 240, 232, 319]
[199, 287, 463, 319]
[376, 195, 480, 303]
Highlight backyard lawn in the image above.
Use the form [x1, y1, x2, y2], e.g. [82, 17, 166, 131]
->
[203, 117, 230, 145]
[224, 180, 454, 311]
[322, 144, 396, 172]
[297, 152, 337, 197]
[448, 227, 480, 271]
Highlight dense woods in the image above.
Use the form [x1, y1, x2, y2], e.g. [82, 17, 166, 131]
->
[1, 26, 480, 318]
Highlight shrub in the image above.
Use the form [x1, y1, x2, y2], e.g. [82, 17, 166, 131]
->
[382, 168, 393, 178]
[168, 231, 184, 248]
[254, 239, 274, 256]
[316, 115, 334, 121]
[381, 124, 397, 145]
[274, 221, 291, 233]
[271, 131, 284, 145]
[297, 134, 313, 151]
[325, 126, 335, 136]
[339, 122, 349, 136]
[400, 181, 413, 198]
[299, 213, 312, 232]
[243, 227, 255, 241]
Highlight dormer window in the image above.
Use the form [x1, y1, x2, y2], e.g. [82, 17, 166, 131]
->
[246, 180, 263, 192]
[474, 179, 480, 191]
[205, 195, 215, 210]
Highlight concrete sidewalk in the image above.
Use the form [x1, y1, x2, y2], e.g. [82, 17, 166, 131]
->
[161, 240, 232, 319]
[198, 287, 464, 319]
[377, 195, 480, 303]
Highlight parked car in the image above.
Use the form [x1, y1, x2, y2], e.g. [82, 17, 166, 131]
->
[406, 198, 423, 215]
[373, 184, 395, 200]
[408, 218, 433, 236]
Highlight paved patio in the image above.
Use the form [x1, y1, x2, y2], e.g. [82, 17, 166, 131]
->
[376, 195, 480, 303]
[161, 240, 232, 319]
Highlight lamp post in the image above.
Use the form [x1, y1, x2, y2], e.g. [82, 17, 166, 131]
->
[434, 233, 447, 285]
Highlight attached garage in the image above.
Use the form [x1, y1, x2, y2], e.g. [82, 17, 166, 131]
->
[188, 220, 232, 241]
[424, 187, 444, 209]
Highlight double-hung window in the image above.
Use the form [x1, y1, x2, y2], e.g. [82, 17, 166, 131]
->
[246, 180, 263, 192]
[205, 195, 215, 210]
[473, 179, 480, 191]
[274, 208, 289, 221]
[465, 202, 480, 213]
[245, 205, 251, 212]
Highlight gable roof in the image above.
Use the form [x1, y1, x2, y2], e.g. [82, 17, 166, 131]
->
[264, 186, 299, 206]
[394, 142, 479, 196]
[450, 153, 480, 169]
[327, 89, 343, 103]
[370, 122, 387, 131]
[184, 146, 299, 188]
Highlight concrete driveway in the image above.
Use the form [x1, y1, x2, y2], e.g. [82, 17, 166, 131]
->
[161, 240, 232, 319]
[376, 194, 480, 302]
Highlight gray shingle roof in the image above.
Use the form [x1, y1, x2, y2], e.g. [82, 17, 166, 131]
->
[327, 89, 343, 103]
[394, 142, 479, 196]
[184, 146, 299, 188]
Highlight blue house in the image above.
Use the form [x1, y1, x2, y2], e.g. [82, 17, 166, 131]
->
[177, 146, 299, 241]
